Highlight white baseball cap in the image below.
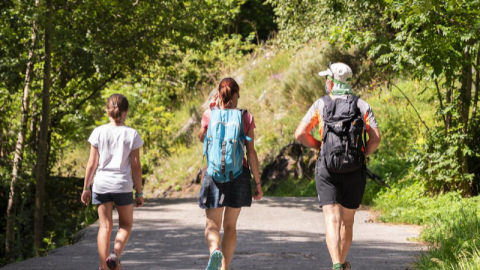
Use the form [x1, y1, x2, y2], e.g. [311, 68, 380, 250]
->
[318, 62, 353, 94]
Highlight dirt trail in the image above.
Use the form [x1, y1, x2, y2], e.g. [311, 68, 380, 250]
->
[2, 197, 424, 270]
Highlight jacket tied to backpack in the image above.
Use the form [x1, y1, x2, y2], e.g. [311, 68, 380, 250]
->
[320, 95, 366, 173]
[203, 108, 252, 182]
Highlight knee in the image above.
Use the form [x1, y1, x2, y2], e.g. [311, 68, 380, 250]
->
[326, 215, 341, 225]
[100, 223, 113, 233]
[119, 221, 133, 231]
[205, 221, 221, 233]
[341, 219, 354, 228]
[222, 222, 237, 233]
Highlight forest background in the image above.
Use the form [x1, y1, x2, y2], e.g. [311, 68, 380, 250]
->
[1, 0, 479, 269]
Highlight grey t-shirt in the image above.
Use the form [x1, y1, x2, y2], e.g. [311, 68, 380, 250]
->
[88, 124, 143, 194]
[302, 95, 378, 137]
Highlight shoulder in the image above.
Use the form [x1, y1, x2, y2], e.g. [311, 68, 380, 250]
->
[356, 97, 373, 111]
[202, 108, 213, 119]
[241, 109, 253, 117]
[92, 124, 109, 133]
[124, 126, 141, 135]
[309, 97, 325, 109]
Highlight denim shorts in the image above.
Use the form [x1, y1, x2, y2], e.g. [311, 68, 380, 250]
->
[92, 192, 133, 206]
[198, 167, 252, 209]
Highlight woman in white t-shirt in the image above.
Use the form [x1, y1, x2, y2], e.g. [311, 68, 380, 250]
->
[81, 94, 144, 270]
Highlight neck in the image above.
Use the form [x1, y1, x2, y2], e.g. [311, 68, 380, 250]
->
[109, 118, 125, 126]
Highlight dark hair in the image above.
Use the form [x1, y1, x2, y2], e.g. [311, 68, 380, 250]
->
[106, 94, 129, 123]
[218, 77, 239, 108]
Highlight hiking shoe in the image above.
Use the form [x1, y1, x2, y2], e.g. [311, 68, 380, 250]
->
[106, 253, 120, 270]
[344, 261, 351, 270]
[205, 249, 223, 270]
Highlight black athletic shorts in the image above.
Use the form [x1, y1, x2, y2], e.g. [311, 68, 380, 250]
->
[92, 192, 133, 206]
[315, 157, 367, 209]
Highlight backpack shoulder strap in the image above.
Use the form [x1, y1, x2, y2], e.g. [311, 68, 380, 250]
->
[321, 95, 335, 121]
[321, 95, 332, 103]
[237, 109, 253, 142]
[348, 95, 361, 117]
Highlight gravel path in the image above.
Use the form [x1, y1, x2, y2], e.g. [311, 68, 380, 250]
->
[2, 197, 424, 270]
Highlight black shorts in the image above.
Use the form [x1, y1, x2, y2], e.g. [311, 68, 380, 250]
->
[92, 192, 133, 206]
[199, 167, 252, 209]
[315, 157, 367, 209]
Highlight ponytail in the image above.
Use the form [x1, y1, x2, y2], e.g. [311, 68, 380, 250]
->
[218, 77, 239, 108]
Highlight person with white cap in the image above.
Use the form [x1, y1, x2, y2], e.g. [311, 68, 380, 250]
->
[294, 62, 381, 270]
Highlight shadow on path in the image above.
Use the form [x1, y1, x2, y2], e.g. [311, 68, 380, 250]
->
[1, 197, 423, 270]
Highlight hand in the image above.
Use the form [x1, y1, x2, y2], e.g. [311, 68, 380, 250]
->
[81, 190, 91, 206]
[253, 183, 263, 200]
[135, 196, 144, 207]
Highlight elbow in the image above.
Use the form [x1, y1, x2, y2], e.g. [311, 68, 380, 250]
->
[247, 148, 258, 160]
[86, 161, 97, 171]
[375, 132, 381, 145]
[295, 130, 305, 142]
[131, 162, 142, 173]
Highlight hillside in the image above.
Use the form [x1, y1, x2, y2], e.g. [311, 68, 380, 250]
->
[143, 43, 437, 203]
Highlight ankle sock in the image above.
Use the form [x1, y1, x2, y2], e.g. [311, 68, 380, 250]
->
[333, 263, 344, 269]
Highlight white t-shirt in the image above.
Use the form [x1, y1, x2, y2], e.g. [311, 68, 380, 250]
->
[88, 124, 143, 194]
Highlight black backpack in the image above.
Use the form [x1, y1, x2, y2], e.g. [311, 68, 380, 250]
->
[320, 95, 366, 173]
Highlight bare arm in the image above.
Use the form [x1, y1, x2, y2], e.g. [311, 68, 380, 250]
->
[294, 121, 321, 150]
[198, 126, 206, 142]
[245, 128, 263, 200]
[131, 148, 144, 207]
[364, 127, 381, 156]
[130, 148, 142, 194]
[81, 145, 99, 205]
[84, 145, 99, 189]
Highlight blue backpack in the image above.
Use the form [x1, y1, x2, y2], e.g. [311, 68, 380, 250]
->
[203, 108, 252, 182]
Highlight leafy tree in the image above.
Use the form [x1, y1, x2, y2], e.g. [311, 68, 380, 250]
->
[1, 0, 247, 260]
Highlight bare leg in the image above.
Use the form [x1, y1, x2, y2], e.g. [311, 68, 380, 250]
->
[205, 208, 224, 254]
[97, 202, 114, 269]
[221, 207, 242, 269]
[322, 204, 342, 265]
[340, 207, 356, 263]
[113, 204, 134, 259]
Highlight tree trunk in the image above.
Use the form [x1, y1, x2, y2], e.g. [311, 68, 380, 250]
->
[458, 48, 473, 194]
[34, 0, 52, 255]
[5, 1, 39, 258]
[472, 44, 479, 129]
[460, 48, 473, 135]
[435, 79, 447, 135]
[30, 93, 40, 155]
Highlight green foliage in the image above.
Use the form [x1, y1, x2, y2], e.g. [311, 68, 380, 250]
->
[235, 0, 277, 43]
[1, 0, 257, 264]
[375, 179, 480, 270]
[410, 128, 476, 195]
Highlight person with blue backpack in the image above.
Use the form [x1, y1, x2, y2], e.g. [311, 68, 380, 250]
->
[197, 77, 263, 270]
[295, 63, 381, 270]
